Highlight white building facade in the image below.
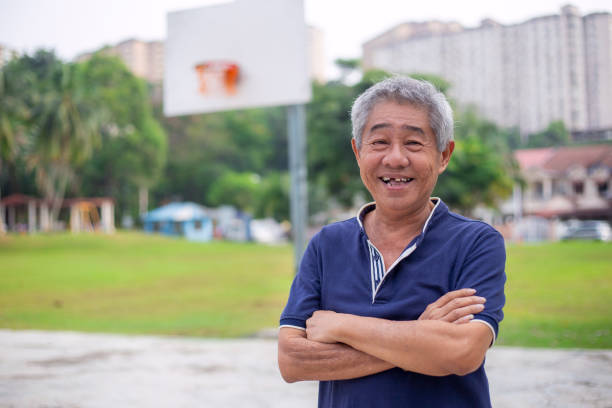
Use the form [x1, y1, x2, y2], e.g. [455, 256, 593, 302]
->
[0, 43, 18, 67]
[362, 5, 611, 136]
[77, 39, 165, 84]
[584, 12, 612, 131]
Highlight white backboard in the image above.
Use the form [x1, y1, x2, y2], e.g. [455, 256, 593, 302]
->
[164, 0, 311, 116]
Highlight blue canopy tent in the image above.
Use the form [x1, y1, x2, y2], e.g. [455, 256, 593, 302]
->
[142, 202, 213, 242]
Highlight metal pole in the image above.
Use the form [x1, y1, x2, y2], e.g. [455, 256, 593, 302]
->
[287, 104, 308, 273]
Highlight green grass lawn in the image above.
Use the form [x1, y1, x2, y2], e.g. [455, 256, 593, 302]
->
[0, 232, 610, 348]
[0, 232, 293, 337]
[499, 240, 611, 348]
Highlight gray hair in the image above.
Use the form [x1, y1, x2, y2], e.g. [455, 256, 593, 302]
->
[350, 76, 453, 152]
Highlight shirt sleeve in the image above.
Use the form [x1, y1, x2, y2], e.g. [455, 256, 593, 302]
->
[279, 233, 322, 329]
[455, 225, 507, 345]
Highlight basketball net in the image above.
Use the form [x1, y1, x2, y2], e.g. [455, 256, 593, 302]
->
[195, 61, 240, 96]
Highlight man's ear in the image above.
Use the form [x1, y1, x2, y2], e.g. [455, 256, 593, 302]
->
[351, 138, 361, 165]
[438, 141, 455, 174]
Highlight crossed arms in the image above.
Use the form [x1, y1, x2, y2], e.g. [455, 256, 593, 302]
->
[278, 289, 493, 383]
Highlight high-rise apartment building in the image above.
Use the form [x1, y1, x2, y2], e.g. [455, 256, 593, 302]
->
[362, 5, 612, 136]
[308, 26, 326, 83]
[0, 44, 18, 67]
[584, 12, 612, 131]
[77, 39, 165, 83]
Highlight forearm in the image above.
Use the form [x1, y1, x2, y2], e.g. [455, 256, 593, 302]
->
[332, 316, 490, 376]
[278, 328, 393, 383]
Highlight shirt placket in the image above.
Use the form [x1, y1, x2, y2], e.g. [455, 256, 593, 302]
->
[368, 241, 417, 303]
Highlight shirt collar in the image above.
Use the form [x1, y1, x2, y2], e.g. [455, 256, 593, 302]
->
[356, 197, 444, 237]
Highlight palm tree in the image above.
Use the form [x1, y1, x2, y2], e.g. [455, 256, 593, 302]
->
[0, 68, 11, 233]
[0, 61, 32, 233]
[26, 60, 101, 226]
[0, 69, 16, 164]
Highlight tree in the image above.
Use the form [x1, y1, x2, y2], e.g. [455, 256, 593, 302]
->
[0, 51, 102, 225]
[0, 62, 28, 210]
[254, 172, 290, 221]
[27, 60, 102, 223]
[151, 103, 286, 209]
[0, 68, 22, 165]
[455, 106, 521, 152]
[526, 120, 569, 148]
[435, 105, 518, 214]
[207, 171, 261, 212]
[76, 53, 167, 222]
[306, 80, 366, 208]
[434, 136, 514, 214]
[0, 67, 19, 232]
[334, 58, 361, 83]
[1, 53, 42, 195]
[0, 50, 168, 228]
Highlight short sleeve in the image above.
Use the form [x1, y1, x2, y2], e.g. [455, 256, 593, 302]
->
[279, 234, 322, 329]
[455, 226, 506, 344]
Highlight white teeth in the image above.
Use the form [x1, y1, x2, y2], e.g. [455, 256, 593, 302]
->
[381, 177, 412, 183]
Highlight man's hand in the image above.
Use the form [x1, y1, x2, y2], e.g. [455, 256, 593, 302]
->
[285, 288, 491, 381]
[306, 289, 485, 344]
[418, 288, 485, 323]
[278, 327, 394, 382]
[306, 310, 342, 343]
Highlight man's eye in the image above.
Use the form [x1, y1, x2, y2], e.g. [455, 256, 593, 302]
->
[406, 141, 423, 148]
[372, 140, 387, 145]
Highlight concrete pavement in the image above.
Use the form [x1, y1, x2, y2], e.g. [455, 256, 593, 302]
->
[1, 329, 611, 407]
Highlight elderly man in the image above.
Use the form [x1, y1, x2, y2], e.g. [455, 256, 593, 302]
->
[278, 76, 506, 407]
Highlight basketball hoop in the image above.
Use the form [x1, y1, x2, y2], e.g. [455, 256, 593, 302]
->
[194, 61, 240, 96]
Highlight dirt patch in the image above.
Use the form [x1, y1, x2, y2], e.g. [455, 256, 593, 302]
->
[30, 350, 136, 367]
[188, 363, 234, 373]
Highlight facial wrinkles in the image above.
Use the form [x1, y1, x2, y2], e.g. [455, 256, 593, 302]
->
[382, 140, 409, 168]
[366, 130, 431, 164]
[356, 102, 445, 206]
[382, 135, 441, 191]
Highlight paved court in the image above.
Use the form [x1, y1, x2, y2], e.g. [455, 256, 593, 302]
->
[1, 329, 611, 407]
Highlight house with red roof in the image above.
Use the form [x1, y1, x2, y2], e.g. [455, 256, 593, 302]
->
[512, 144, 611, 220]
[499, 144, 611, 241]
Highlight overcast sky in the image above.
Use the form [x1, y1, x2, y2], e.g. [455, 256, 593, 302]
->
[1, 0, 610, 77]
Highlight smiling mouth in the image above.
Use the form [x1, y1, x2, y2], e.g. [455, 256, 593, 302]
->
[380, 176, 414, 186]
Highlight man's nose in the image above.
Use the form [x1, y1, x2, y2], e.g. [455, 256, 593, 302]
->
[382, 143, 409, 167]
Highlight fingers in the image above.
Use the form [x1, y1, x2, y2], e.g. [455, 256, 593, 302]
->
[436, 296, 486, 322]
[443, 303, 485, 323]
[418, 288, 486, 322]
[427, 288, 476, 311]
[453, 314, 474, 324]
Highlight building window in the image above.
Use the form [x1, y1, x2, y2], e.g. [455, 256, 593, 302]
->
[552, 179, 565, 195]
[598, 181, 609, 197]
[573, 181, 584, 195]
[534, 181, 544, 199]
[174, 221, 183, 234]
[153, 222, 160, 232]
[194, 220, 202, 230]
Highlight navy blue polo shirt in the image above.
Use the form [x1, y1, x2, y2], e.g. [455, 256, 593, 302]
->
[280, 198, 506, 408]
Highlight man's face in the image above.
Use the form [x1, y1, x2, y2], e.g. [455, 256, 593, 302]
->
[352, 100, 454, 215]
